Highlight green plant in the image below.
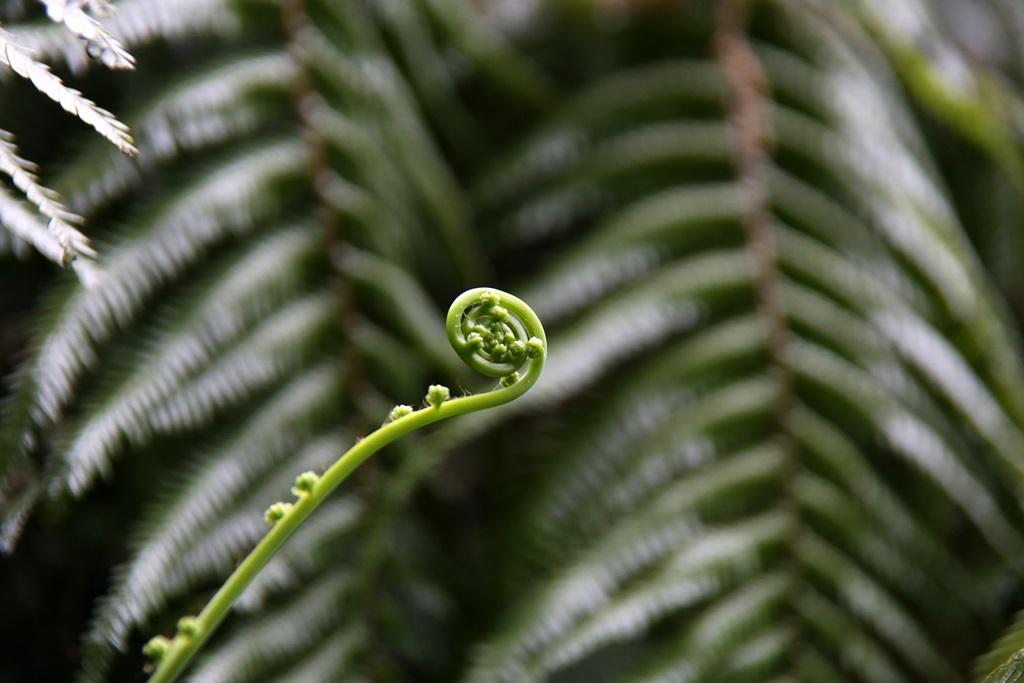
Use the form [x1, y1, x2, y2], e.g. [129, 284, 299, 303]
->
[3, 1, 1024, 682]
[0, 0, 136, 277]
[142, 287, 546, 683]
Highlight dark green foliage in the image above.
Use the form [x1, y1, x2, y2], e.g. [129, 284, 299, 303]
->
[3, 0, 1024, 681]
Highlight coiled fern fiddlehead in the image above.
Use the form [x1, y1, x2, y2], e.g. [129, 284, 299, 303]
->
[142, 288, 546, 683]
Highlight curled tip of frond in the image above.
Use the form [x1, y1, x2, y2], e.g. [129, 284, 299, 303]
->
[446, 288, 547, 379]
[176, 616, 199, 639]
[264, 502, 293, 525]
[426, 384, 450, 409]
[142, 636, 170, 660]
[386, 404, 414, 424]
[291, 471, 319, 496]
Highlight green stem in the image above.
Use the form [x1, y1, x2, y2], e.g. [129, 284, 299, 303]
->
[146, 288, 545, 683]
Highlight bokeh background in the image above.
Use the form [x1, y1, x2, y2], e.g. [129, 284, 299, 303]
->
[4, 0, 1024, 681]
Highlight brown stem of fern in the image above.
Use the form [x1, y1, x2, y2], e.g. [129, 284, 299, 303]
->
[714, 0, 803, 664]
[280, 0, 364, 400]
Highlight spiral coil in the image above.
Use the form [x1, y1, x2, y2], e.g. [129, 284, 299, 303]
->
[446, 288, 546, 380]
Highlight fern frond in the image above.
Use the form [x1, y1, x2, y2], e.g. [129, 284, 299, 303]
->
[271, 628, 365, 683]
[76, 366, 347, 683]
[418, 0, 555, 111]
[627, 576, 788, 683]
[0, 182, 71, 266]
[157, 435, 348, 605]
[236, 498, 363, 612]
[11, 140, 304, 438]
[188, 572, 356, 683]
[796, 588, 908, 683]
[0, 26, 135, 153]
[4, 2, 1024, 682]
[0, 183, 101, 284]
[7, 0, 238, 73]
[53, 228, 323, 497]
[58, 52, 296, 213]
[40, 0, 135, 69]
[141, 292, 335, 437]
[797, 531, 960, 681]
[0, 128, 93, 259]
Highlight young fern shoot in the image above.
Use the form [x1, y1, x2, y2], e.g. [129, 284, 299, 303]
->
[142, 288, 547, 683]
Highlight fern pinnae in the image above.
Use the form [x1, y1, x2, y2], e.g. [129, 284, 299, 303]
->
[159, 435, 347, 601]
[485, 125, 736, 249]
[12, 140, 306, 447]
[141, 288, 546, 683]
[797, 531, 960, 682]
[236, 497, 363, 612]
[138, 292, 336, 438]
[521, 250, 754, 407]
[418, 0, 555, 111]
[795, 471, 967, 625]
[188, 571, 356, 683]
[336, 247, 460, 374]
[466, 454, 784, 682]
[716, 628, 792, 683]
[75, 365, 348, 683]
[521, 184, 745, 321]
[52, 227, 321, 497]
[530, 525, 788, 680]
[309, 85, 483, 285]
[40, 0, 135, 69]
[8, 0, 239, 73]
[0, 26, 135, 153]
[271, 627, 365, 683]
[473, 60, 725, 213]
[625, 575, 788, 683]
[529, 380, 774, 565]
[304, 25, 480, 280]
[366, 0, 504, 150]
[0, 128, 94, 257]
[792, 338, 1024, 567]
[797, 587, 910, 683]
[765, 31, 1011, 360]
[793, 407, 986, 611]
[58, 52, 296, 214]
[875, 311, 1024, 481]
[0, 183, 71, 265]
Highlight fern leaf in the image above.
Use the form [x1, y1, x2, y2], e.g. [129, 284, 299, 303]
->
[188, 572, 356, 683]
[7, 0, 238, 73]
[75, 367, 347, 683]
[0, 128, 93, 259]
[0, 26, 135, 153]
[8, 141, 304, 444]
[58, 52, 296, 214]
[0, 183, 71, 266]
[40, 0, 135, 69]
